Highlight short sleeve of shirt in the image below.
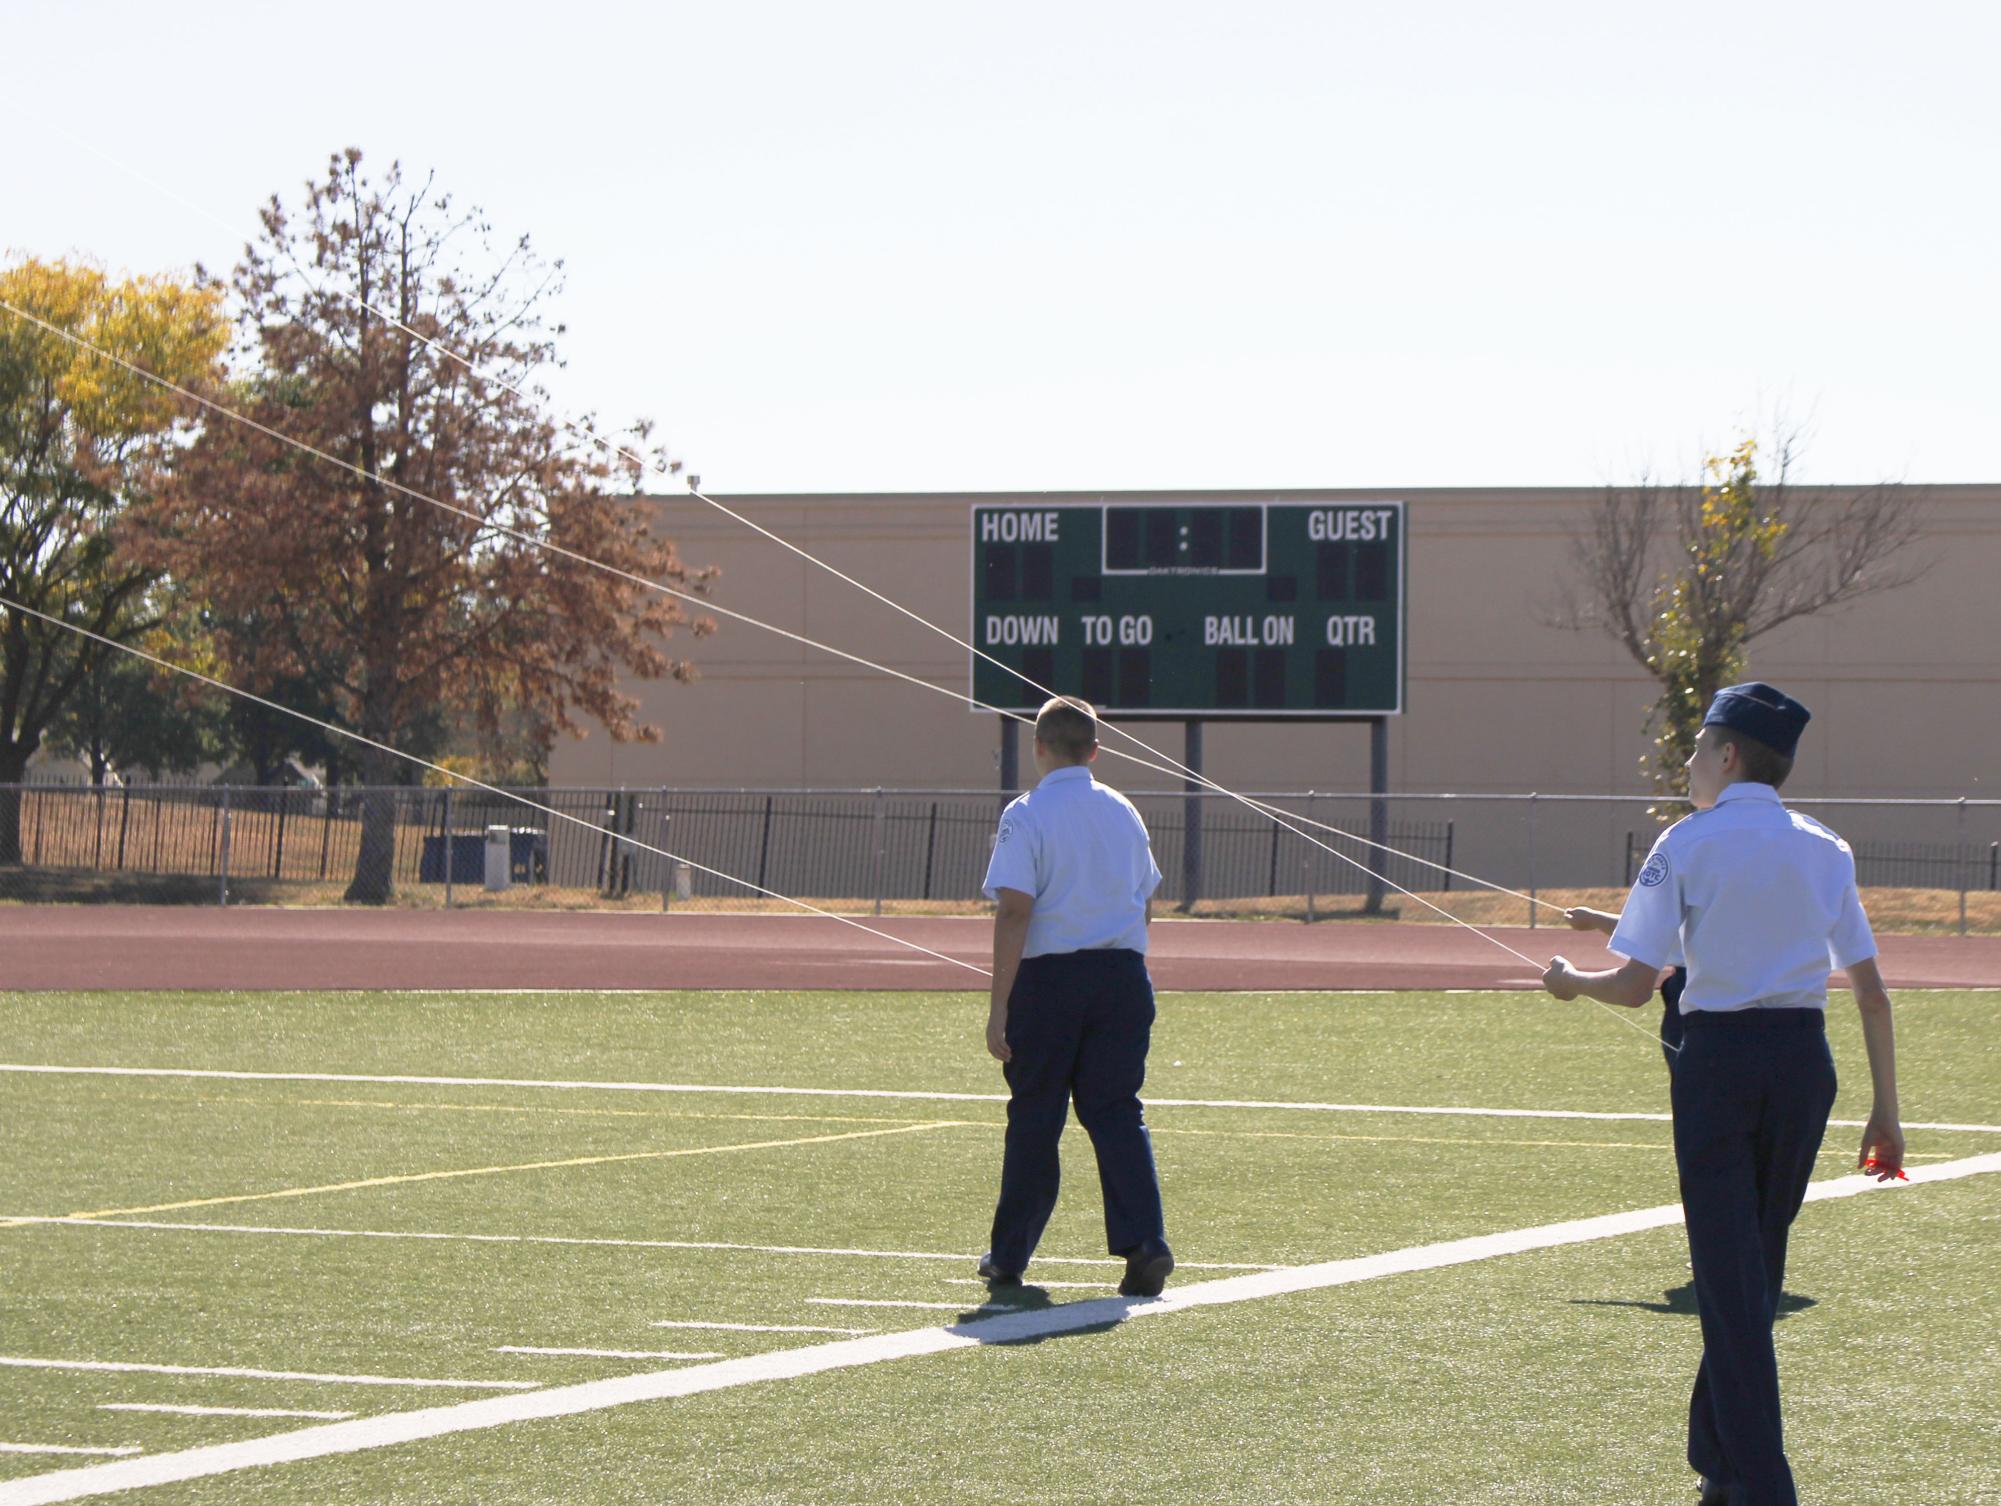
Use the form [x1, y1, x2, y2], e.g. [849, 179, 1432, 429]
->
[1828, 877, 1877, 971]
[982, 807, 1040, 900]
[1609, 832, 1681, 970]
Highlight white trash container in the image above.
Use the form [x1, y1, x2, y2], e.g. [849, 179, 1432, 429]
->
[484, 825, 513, 892]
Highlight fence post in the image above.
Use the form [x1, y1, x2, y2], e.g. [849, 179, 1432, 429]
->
[668, 792, 684, 912]
[218, 787, 232, 907]
[116, 785, 131, 871]
[756, 794, 774, 893]
[596, 794, 617, 896]
[923, 801, 939, 902]
[264, 788, 284, 880]
[1443, 820, 1455, 892]
[626, 792, 641, 899]
[872, 787, 886, 918]
[1303, 791, 1316, 924]
[1181, 720, 1204, 913]
[1957, 798, 1968, 937]
[1527, 792, 1538, 928]
[443, 788, 455, 910]
[613, 791, 633, 899]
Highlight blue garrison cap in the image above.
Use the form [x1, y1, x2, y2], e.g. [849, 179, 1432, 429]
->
[1703, 682, 1811, 758]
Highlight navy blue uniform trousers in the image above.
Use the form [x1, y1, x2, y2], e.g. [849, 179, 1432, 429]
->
[1660, 966, 1688, 1067]
[1671, 1009, 1837, 1506]
[988, 948, 1166, 1273]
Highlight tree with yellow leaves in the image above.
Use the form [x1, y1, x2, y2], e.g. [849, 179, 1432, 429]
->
[1553, 429, 1926, 804]
[0, 257, 228, 861]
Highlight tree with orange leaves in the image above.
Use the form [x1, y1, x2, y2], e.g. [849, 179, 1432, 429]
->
[150, 150, 715, 902]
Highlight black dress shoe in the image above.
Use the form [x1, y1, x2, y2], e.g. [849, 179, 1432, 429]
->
[1695, 1477, 1729, 1506]
[1118, 1239, 1174, 1297]
[976, 1252, 1022, 1286]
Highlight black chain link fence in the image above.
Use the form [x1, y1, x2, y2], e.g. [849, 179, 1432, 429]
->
[0, 784, 1450, 914]
[1, 784, 1994, 925]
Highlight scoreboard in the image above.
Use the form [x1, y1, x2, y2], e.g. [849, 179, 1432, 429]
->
[969, 500, 1405, 718]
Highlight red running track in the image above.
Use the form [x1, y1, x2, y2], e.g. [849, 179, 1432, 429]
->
[2, 906, 1997, 992]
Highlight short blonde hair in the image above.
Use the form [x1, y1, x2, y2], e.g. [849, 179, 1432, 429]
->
[1034, 696, 1098, 762]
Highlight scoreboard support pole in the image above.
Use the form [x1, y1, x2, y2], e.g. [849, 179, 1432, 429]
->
[998, 716, 1019, 794]
[1180, 719, 1203, 913]
[1365, 716, 1389, 915]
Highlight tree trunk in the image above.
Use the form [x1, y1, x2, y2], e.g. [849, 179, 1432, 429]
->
[0, 741, 31, 866]
[343, 445, 401, 906]
[343, 744, 399, 904]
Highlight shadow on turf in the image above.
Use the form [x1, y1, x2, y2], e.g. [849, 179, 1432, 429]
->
[1570, 1280, 1817, 1319]
[947, 1281, 1135, 1345]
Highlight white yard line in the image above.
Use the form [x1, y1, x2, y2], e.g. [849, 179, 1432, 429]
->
[0, 1358, 534, 1391]
[493, 1348, 722, 1362]
[7, 1063, 1995, 1134]
[650, 1321, 876, 1336]
[98, 1405, 352, 1421]
[0, 1449, 139, 1461]
[5, 1150, 1994, 1506]
[804, 1298, 1012, 1312]
[0, 1217, 1276, 1270]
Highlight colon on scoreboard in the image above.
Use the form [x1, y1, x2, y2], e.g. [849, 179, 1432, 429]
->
[1103, 505, 1265, 574]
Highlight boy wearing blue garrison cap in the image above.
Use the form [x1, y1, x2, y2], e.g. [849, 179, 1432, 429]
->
[1543, 682, 1905, 1506]
[977, 696, 1173, 1298]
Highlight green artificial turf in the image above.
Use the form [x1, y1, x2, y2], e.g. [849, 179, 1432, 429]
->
[0, 988, 1995, 1503]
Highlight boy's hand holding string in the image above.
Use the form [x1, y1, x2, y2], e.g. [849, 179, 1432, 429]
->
[1544, 906, 1656, 1006]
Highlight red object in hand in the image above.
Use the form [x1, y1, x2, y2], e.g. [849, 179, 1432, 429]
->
[1864, 1158, 1909, 1181]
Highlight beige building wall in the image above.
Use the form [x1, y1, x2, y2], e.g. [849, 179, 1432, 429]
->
[552, 486, 2000, 887]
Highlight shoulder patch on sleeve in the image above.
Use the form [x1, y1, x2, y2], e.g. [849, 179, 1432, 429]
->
[996, 820, 1015, 845]
[1638, 850, 1671, 888]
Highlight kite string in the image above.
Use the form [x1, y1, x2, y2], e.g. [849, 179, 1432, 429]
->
[0, 305, 1660, 1044]
[0, 125, 1574, 919]
[16, 585, 1675, 1048]
[0, 595, 990, 980]
[0, 297, 1561, 930]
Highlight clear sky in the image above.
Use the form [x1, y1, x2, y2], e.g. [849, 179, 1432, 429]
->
[5, 0, 1995, 493]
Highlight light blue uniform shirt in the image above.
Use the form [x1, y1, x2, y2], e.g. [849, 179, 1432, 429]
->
[1611, 783, 1876, 1013]
[982, 765, 1163, 958]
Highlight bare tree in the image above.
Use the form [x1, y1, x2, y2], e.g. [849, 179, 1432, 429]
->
[1550, 428, 1927, 799]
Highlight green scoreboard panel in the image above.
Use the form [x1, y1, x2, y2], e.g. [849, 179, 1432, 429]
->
[970, 500, 1405, 717]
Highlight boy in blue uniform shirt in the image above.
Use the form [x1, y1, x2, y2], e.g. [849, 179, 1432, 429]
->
[977, 696, 1174, 1298]
[1543, 683, 1905, 1506]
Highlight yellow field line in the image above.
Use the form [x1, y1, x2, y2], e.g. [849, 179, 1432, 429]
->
[2, 1121, 964, 1227]
[1146, 1124, 1679, 1151]
[1143, 1125, 1962, 1160]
